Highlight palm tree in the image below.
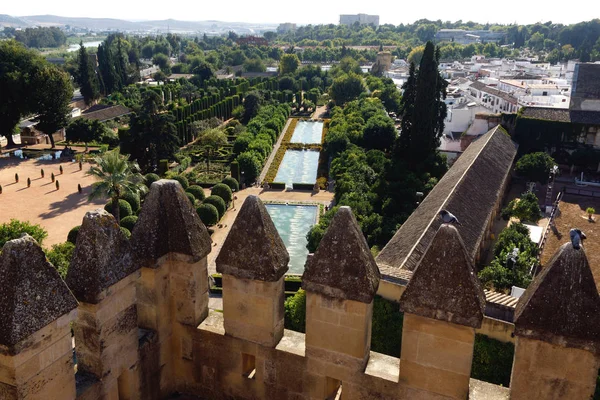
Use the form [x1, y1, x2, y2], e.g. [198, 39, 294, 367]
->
[87, 149, 145, 224]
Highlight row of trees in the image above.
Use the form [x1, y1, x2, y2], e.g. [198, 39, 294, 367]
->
[3, 26, 66, 48]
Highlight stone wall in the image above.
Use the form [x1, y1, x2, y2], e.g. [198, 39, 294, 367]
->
[1, 180, 599, 400]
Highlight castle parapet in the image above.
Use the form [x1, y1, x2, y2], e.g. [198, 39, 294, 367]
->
[398, 224, 486, 399]
[510, 243, 600, 400]
[0, 235, 78, 400]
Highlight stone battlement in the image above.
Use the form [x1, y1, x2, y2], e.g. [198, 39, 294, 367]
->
[0, 179, 599, 400]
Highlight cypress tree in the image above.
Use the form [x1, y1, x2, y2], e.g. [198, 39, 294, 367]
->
[396, 62, 416, 157]
[76, 42, 100, 106]
[409, 41, 447, 165]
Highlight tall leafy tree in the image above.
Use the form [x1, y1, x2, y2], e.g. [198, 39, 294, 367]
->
[76, 42, 100, 106]
[196, 128, 228, 173]
[97, 43, 121, 95]
[0, 40, 43, 147]
[33, 66, 73, 148]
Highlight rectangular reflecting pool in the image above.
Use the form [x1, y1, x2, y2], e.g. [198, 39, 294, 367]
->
[290, 121, 324, 144]
[265, 204, 318, 274]
[274, 150, 319, 189]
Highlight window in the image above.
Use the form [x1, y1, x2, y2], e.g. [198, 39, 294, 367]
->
[542, 91, 548, 96]
[242, 354, 256, 379]
[325, 377, 342, 400]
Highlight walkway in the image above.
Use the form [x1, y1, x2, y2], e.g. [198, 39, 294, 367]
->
[257, 118, 293, 184]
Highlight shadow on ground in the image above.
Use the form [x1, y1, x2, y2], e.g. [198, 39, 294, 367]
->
[38, 184, 105, 220]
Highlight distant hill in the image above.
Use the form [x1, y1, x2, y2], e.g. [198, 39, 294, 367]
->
[0, 14, 29, 27]
[0, 14, 277, 33]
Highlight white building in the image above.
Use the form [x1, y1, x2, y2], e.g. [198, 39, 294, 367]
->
[339, 14, 379, 28]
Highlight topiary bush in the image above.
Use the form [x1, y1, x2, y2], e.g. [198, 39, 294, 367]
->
[211, 183, 233, 204]
[104, 199, 133, 219]
[371, 296, 404, 357]
[46, 242, 75, 279]
[203, 195, 226, 220]
[120, 215, 138, 232]
[186, 192, 196, 205]
[120, 226, 131, 239]
[221, 177, 239, 192]
[121, 192, 141, 212]
[284, 289, 306, 333]
[196, 203, 219, 226]
[145, 173, 160, 187]
[186, 185, 206, 202]
[67, 225, 81, 244]
[471, 334, 515, 387]
[171, 175, 189, 190]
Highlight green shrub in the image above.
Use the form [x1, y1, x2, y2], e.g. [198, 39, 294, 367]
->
[67, 225, 81, 244]
[186, 192, 196, 205]
[211, 183, 233, 203]
[46, 242, 75, 279]
[221, 177, 239, 192]
[121, 192, 141, 212]
[284, 289, 306, 333]
[172, 175, 189, 190]
[501, 192, 542, 223]
[104, 199, 133, 219]
[0, 219, 48, 248]
[120, 226, 131, 239]
[145, 173, 160, 186]
[204, 195, 227, 220]
[197, 203, 219, 226]
[371, 296, 404, 357]
[186, 185, 206, 201]
[120, 215, 138, 232]
[471, 334, 515, 387]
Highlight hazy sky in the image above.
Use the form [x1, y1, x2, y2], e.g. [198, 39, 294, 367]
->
[3, 0, 597, 25]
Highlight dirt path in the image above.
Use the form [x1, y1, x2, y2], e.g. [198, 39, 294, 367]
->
[0, 158, 106, 247]
[311, 105, 328, 119]
[257, 118, 293, 184]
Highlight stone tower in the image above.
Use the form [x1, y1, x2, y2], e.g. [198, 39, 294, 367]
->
[131, 180, 212, 398]
[302, 206, 381, 399]
[65, 209, 140, 400]
[0, 235, 78, 399]
[398, 224, 485, 399]
[511, 243, 600, 400]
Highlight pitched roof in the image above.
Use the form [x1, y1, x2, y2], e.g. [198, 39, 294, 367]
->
[302, 207, 380, 303]
[77, 104, 131, 122]
[514, 243, 600, 355]
[216, 195, 289, 281]
[520, 107, 600, 125]
[0, 235, 78, 349]
[132, 180, 212, 268]
[399, 225, 485, 328]
[66, 209, 137, 304]
[376, 126, 517, 279]
[469, 81, 518, 104]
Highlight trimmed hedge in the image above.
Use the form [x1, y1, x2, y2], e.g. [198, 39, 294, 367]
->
[171, 175, 189, 190]
[120, 215, 138, 232]
[145, 173, 160, 187]
[284, 289, 306, 333]
[471, 334, 515, 387]
[186, 185, 206, 202]
[197, 203, 219, 226]
[292, 183, 315, 191]
[211, 183, 233, 204]
[120, 226, 132, 239]
[104, 199, 133, 219]
[121, 192, 141, 212]
[185, 192, 196, 205]
[67, 225, 81, 244]
[270, 182, 286, 190]
[204, 195, 227, 220]
[221, 176, 239, 192]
